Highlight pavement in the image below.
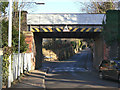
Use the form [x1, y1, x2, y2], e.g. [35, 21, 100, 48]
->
[11, 70, 46, 88]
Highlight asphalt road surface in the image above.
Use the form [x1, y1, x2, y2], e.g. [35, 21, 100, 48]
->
[42, 49, 120, 89]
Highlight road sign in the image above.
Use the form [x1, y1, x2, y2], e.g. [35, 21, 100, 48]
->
[63, 25, 69, 32]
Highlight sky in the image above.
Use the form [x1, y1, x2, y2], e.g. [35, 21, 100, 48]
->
[21, 0, 119, 13]
[3, 0, 88, 17]
[23, 0, 88, 13]
[4, 0, 119, 14]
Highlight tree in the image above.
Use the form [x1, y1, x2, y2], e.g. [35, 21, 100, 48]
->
[2, 19, 28, 53]
[12, 1, 27, 31]
[0, 2, 9, 16]
[80, 0, 117, 13]
[0, 1, 28, 53]
[0, 2, 9, 48]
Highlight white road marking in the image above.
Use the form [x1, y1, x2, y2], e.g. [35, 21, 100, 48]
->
[52, 67, 90, 72]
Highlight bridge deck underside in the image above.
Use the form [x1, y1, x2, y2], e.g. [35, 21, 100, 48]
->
[34, 32, 101, 38]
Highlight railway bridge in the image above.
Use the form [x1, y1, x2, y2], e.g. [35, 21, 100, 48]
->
[26, 13, 105, 69]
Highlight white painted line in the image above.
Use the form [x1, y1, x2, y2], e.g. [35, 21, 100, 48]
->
[42, 72, 46, 89]
[65, 70, 69, 71]
[69, 70, 74, 72]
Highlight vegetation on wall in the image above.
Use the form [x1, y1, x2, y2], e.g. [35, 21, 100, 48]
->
[102, 10, 120, 46]
[2, 19, 28, 53]
[1, 19, 28, 86]
[2, 47, 13, 86]
[102, 10, 120, 59]
[0, 2, 28, 86]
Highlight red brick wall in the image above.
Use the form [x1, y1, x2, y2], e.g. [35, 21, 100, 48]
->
[21, 11, 28, 31]
[24, 32, 36, 70]
[25, 35, 33, 53]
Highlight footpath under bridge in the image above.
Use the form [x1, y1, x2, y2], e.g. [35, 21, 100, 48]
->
[27, 13, 104, 69]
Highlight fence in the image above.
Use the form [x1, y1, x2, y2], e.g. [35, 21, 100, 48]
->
[11, 53, 33, 82]
[0, 53, 33, 88]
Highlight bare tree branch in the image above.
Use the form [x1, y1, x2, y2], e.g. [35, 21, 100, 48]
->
[79, 0, 117, 13]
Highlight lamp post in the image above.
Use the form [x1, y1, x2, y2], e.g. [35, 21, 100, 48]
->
[17, 1, 45, 80]
[8, 0, 13, 88]
[17, 3, 22, 80]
